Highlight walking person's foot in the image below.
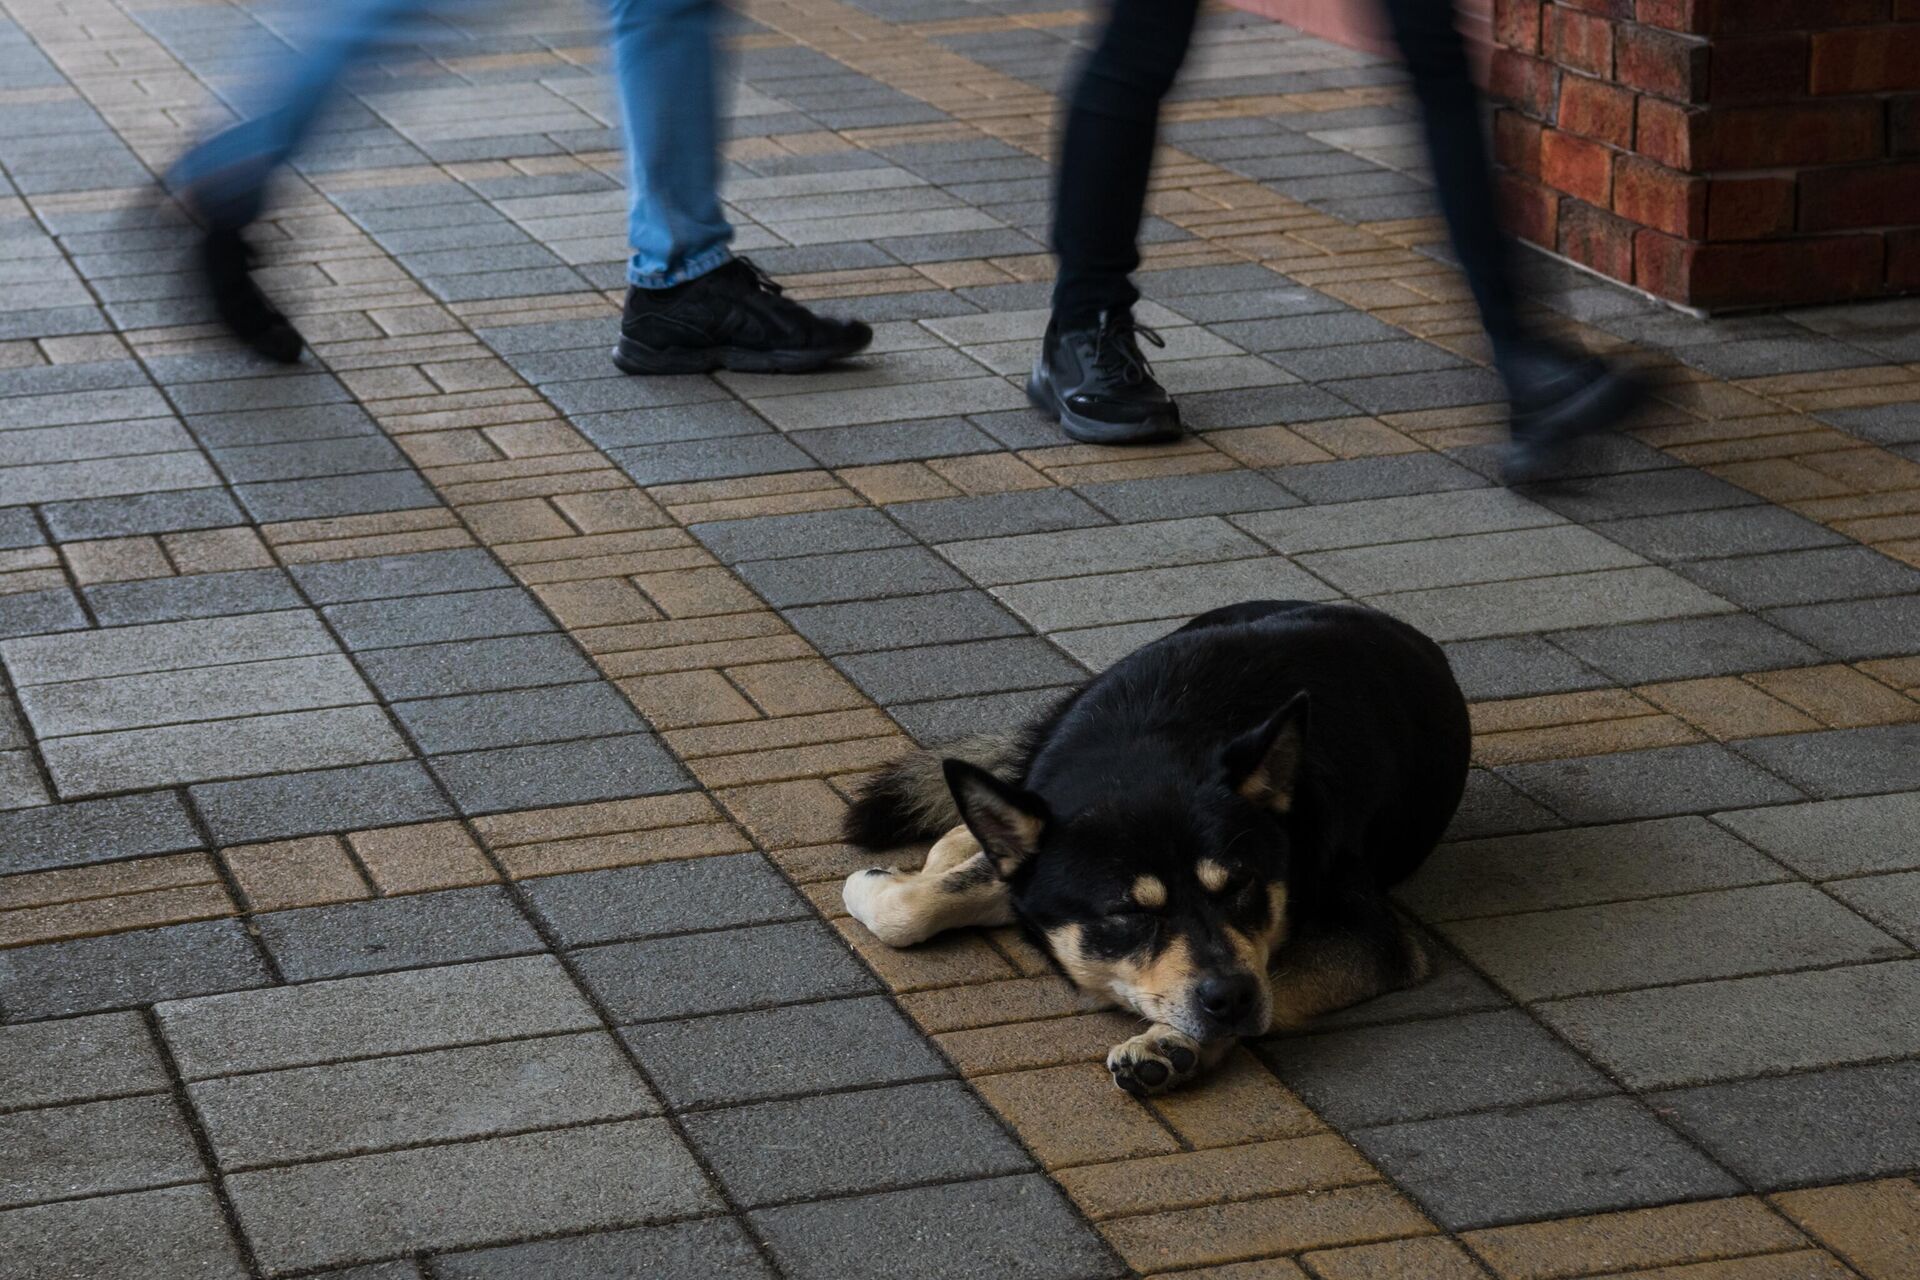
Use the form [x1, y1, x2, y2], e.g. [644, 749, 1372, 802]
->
[612, 257, 871, 375]
[196, 222, 306, 365]
[1499, 339, 1648, 484]
[1028, 309, 1182, 445]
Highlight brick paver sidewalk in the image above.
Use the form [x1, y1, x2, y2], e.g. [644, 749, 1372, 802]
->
[2, 0, 1918, 1275]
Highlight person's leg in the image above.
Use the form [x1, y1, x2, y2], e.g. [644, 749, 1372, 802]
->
[1050, 0, 1205, 325]
[1032, 0, 1201, 445]
[605, 0, 870, 373]
[1375, 0, 1646, 480]
[605, 0, 734, 286]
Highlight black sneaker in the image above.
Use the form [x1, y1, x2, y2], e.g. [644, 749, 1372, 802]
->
[200, 227, 304, 364]
[1501, 340, 1648, 484]
[613, 257, 871, 375]
[1027, 310, 1181, 445]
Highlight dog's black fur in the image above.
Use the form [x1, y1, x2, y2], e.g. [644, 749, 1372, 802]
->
[844, 599, 1471, 1095]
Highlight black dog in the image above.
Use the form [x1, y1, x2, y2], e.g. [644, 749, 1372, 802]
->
[841, 600, 1470, 1095]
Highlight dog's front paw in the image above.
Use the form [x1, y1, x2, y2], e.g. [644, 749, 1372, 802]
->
[1106, 1027, 1205, 1098]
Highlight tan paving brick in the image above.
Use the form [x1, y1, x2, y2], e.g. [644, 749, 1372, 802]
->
[62, 536, 173, 584]
[531, 579, 660, 628]
[833, 915, 1017, 991]
[1060, 1134, 1378, 1221]
[347, 822, 498, 895]
[687, 735, 912, 788]
[618, 669, 761, 730]
[837, 462, 960, 505]
[1473, 715, 1702, 765]
[935, 1011, 1143, 1077]
[1463, 1198, 1808, 1279]
[161, 527, 275, 575]
[221, 836, 371, 911]
[898, 974, 1087, 1034]
[1470, 690, 1656, 735]
[927, 451, 1054, 494]
[473, 793, 720, 848]
[727, 658, 868, 716]
[552, 489, 670, 533]
[976, 1063, 1182, 1168]
[766, 841, 881, 884]
[497, 821, 754, 879]
[0, 854, 221, 910]
[1638, 677, 1824, 740]
[0, 881, 235, 948]
[634, 566, 768, 618]
[1605, 1254, 1858, 1279]
[1103, 1185, 1434, 1273]
[460, 498, 574, 544]
[663, 707, 897, 758]
[1771, 1179, 1920, 1280]
[715, 777, 851, 849]
[1748, 665, 1920, 729]
[1148, 1050, 1325, 1148]
[1147, 1258, 1309, 1280]
[1303, 1236, 1486, 1280]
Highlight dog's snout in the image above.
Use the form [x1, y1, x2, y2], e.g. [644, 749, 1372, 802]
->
[1197, 974, 1257, 1025]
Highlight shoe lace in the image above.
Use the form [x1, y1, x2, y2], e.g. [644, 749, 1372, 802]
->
[1092, 312, 1165, 386]
[735, 256, 786, 298]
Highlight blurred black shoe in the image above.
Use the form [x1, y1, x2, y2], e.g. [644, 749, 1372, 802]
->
[1501, 341, 1647, 484]
[613, 257, 871, 375]
[1027, 309, 1182, 445]
[200, 226, 304, 365]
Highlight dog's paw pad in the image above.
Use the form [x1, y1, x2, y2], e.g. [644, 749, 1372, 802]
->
[1106, 1030, 1203, 1098]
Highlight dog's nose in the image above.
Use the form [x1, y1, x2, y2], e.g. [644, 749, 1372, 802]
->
[1197, 974, 1257, 1025]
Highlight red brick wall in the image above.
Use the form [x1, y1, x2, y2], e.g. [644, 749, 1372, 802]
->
[1493, 0, 1920, 310]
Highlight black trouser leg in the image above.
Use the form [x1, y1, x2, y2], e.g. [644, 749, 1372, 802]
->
[1049, 0, 1203, 326]
[1373, 0, 1526, 355]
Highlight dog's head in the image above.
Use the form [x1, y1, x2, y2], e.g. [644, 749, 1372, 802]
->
[944, 693, 1308, 1045]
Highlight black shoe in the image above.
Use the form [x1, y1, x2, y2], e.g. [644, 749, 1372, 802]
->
[1027, 310, 1181, 445]
[612, 257, 871, 375]
[1501, 341, 1648, 484]
[199, 227, 304, 364]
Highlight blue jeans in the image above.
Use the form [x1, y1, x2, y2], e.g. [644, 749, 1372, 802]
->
[172, 0, 733, 287]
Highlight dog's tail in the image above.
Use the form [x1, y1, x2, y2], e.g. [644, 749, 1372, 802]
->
[843, 729, 1034, 849]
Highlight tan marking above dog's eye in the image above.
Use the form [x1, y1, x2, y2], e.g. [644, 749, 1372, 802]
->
[1130, 875, 1167, 909]
[1196, 859, 1232, 893]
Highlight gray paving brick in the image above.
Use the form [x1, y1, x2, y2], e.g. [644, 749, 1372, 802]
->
[751, 1174, 1122, 1280]
[1, 609, 333, 686]
[85, 567, 305, 626]
[323, 586, 554, 650]
[939, 516, 1262, 586]
[1441, 883, 1905, 1001]
[191, 1031, 655, 1171]
[1049, 618, 1187, 671]
[572, 400, 771, 449]
[1299, 526, 1643, 596]
[256, 886, 544, 981]
[574, 919, 875, 1022]
[358, 633, 597, 700]
[0, 1012, 168, 1111]
[1539, 959, 1920, 1088]
[1351, 1097, 1740, 1230]
[1763, 593, 1920, 660]
[0, 791, 202, 875]
[1498, 743, 1802, 824]
[1532, 469, 1760, 522]
[524, 852, 808, 946]
[42, 704, 410, 797]
[191, 760, 453, 845]
[234, 469, 439, 522]
[428, 733, 690, 814]
[392, 682, 643, 754]
[1257, 1009, 1613, 1129]
[1295, 937, 1511, 1032]
[1714, 793, 1920, 878]
[1272, 452, 1489, 505]
[1822, 871, 1920, 945]
[736, 544, 971, 607]
[158, 955, 599, 1080]
[994, 557, 1338, 632]
[1735, 724, 1920, 799]
[1675, 546, 1920, 609]
[40, 487, 243, 540]
[167, 372, 348, 415]
[783, 589, 1026, 655]
[211, 435, 405, 484]
[18, 654, 371, 737]
[1440, 635, 1608, 701]
[0, 1094, 203, 1210]
[836, 635, 1083, 703]
[622, 996, 946, 1108]
[888, 684, 1070, 745]
[436, 1219, 772, 1280]
[0, 586, 87, 639]
[1379, 567, 1733, 643]
[1075, 470, 1298, 522]
[691, 507, 912, 563]
[226, 1118, 718, 1276]
[1175, 382, 1360, 429]
[1651, 1060, 1920, 1189]
[1548, 614, 1825, 683]
[290, 548, 513, 603]
[1592, 506, 1846, 563]
[792, 416, 1000, 466]
[686, 1079, 1029, 1207]
[0, 505, 41, 550]
[0, 1185, 247, 1280]
[0, 920, 270, 1019]
[185, 402, 377, 449]
[1399, 817, 1790, 922]
[886, 489, 1107, 542]
[1445, 769, 1566, 839]
[608, 434, 817, 485]
[1234, 487, 1560, 554]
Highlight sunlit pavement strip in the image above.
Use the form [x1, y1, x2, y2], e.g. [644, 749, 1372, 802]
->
[1, 0, 1919, 1275]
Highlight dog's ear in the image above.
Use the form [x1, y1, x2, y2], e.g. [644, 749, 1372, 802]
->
[943, 758, 1047, 878]
[1224, 692, 1310, 813]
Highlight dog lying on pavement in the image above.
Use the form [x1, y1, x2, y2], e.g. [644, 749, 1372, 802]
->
[842, 599, 1471, 1096]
